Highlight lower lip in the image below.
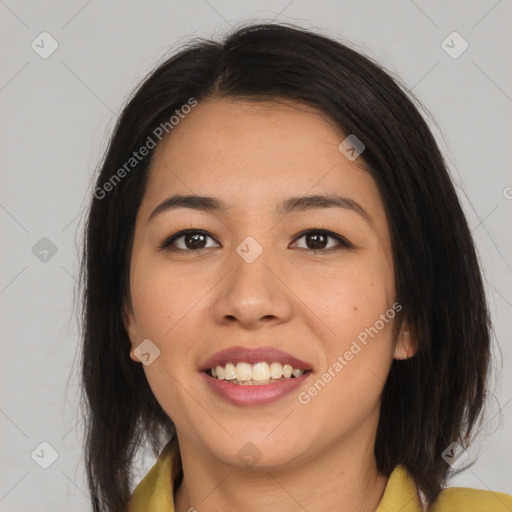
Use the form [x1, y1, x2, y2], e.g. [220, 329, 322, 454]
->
[200, 372, 311, 406]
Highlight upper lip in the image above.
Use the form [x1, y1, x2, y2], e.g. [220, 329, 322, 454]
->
[199, 346, 313, 372]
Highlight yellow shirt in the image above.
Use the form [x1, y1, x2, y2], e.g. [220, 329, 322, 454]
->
[129, 440, 512, 511]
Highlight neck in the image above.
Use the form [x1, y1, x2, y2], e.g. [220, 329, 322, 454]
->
[174, 426, 388, 512]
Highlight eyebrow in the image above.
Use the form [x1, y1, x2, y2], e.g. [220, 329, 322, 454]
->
[148, 193, 374, 228]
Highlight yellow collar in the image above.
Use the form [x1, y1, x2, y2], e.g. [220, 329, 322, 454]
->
[375, 464, 425, 512]
[129, 439, 512, 511]
[129, 441, 425, 512]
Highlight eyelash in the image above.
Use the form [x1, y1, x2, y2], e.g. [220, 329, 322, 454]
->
[157, 228, 353, 253]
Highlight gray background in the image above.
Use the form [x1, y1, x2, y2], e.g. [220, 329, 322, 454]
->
[1, 0, 511, 510]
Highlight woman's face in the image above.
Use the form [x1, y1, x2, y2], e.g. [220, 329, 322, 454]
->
[124, 98, 411, 469]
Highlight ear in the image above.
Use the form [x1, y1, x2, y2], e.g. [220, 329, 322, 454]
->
[123, 301, 141, 363]
[393, 320, 416, 360]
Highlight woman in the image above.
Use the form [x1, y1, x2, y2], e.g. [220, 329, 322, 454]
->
[79, 22, 512, 511]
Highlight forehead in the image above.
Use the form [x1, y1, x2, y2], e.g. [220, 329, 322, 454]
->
[141, 98, 381, 220]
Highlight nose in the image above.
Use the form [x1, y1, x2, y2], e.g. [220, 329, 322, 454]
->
[211, 247, 294, 330]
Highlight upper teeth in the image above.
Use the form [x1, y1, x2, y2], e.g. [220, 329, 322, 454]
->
[210, 362, 305, 381]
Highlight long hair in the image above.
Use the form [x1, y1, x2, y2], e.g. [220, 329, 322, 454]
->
[79, 22, 491, 511]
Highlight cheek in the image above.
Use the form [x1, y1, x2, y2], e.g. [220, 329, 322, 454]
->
[292, 254, 396, 408]
[295, 255, 395, 344]
[296, 271, 396, 435]
[130, 259, 204, 340]
[130, 263, 204, 421]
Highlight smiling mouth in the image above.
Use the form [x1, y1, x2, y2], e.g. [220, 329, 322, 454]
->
[204, 361, 312, 385]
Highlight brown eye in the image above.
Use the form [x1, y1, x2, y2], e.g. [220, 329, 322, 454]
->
[182, 232, 208, 250]
[305, 232, 328, 250]
[158, 230, 219, 251]
[291, 229, 352, 251]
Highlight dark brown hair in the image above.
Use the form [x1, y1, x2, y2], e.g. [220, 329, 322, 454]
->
[79, 22, 491, 511]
